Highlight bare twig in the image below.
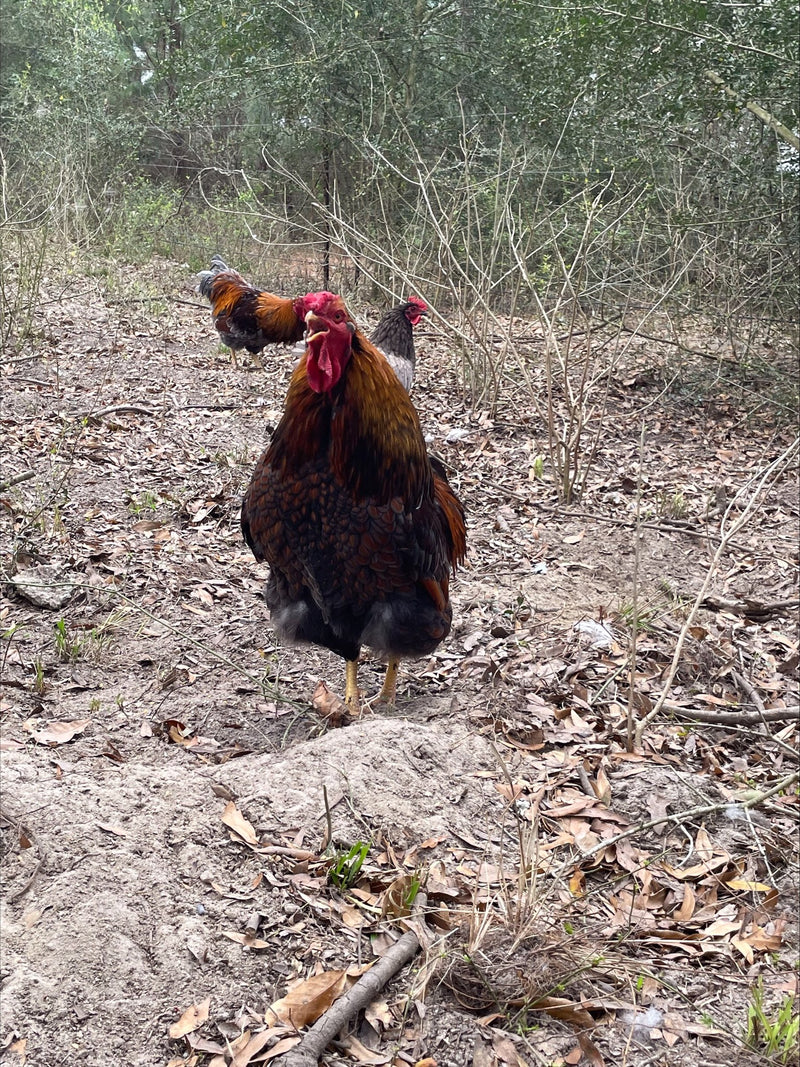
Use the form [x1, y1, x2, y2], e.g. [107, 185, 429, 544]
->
[704, 70, 800, 151]
[626, 422, 646, 751]
[87, 404, 156, 420]
[660, 703, 799, 726]
[276, 917, 425, 1066]
[730, 669, 771, 736]
[0, 469, 35, 492]
[563, 770, 799, 869]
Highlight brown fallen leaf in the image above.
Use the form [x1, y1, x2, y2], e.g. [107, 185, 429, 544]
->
[229, 1027, 293, 1067]
[725, 877, 774, 894]
[262, 1035, 303, 1060]
[593, 765, 612, 805]
[577, 1033, 605, 1066]
[340, 1032, 393, 1063]
[97, 822, 128, 837]
[222, 931, 272, 951]
[340, 904, 365, 929]
[419, 835, 447, 849]
[4, 1038, 26, 1064]
[381, 874, 417, 919]
[265, 970, 348, 1028]
[311, 679, 351, 727]
[221, 801, 259, 847]
[365, 999, 394, 1029]
[674, 884, 696, 922]
[569, 869, 586, 897]
[168, 996, 210, 1039]
[530, 995, 595, 1030]
[24, 719, 91, 746]
[493, 1030, 529, 1065]
[739, 920, 785, 953]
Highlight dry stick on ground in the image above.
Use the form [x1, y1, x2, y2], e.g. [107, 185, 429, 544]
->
[660, 703, 799, 726]
[276, 899, 428, 1067]
[701, 595, 800, 619]
[0, 469, 35, 492]
[87, 404, 156, 420]
[634, 437, 800, 749]
[731, 668, 772, 737]
[558, 770, 799, 872]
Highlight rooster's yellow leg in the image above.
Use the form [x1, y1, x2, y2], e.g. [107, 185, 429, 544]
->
[344, 660, 360, 711]
[378, 659, 400, 705]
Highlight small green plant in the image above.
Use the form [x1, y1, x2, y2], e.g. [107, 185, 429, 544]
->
[745, 977, 799, 1063]
[127, 491, 160, 515]
[617, 600, 658, 632]
[404, 873, 422, 910]
[32, 657, 46, 695]
[54, 618, 82, 662]
[88, 697, 101, 712]
[80, 607, 131, 662]
[328, 841, 370, 891]
[656, 489, 688, 519]
[531, 455, 545, 479]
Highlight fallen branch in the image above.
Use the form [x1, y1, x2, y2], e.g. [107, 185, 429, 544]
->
[661, 702, 799, 725]
[702, 595, 799, 620]
[0, 469, 35, 492]
[563, 770, 799, 870]
[88, 404, 156, 420]
[276, 909, 426, 1066]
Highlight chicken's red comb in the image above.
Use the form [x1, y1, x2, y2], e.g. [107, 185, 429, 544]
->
[299, 291, 349, 316]
[408, 295, 428, 312]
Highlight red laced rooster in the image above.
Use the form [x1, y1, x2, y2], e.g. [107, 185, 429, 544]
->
[197, 255, 306, 364]
[198, 255, 427, 388]
[240, 291, 465, 711]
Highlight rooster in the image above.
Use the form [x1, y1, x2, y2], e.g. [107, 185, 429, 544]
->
[198, 256, 427, 388]
[197, 255, 306, 365]
[241, 291, 466, 711]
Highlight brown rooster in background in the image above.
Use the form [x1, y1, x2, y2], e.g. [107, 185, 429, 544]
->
[198, 255, 427, 387]
[197, 255, 306, 365]
[240, 291, 466, 711]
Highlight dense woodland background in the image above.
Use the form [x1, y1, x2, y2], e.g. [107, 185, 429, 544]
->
[2, 0, 798, 357]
